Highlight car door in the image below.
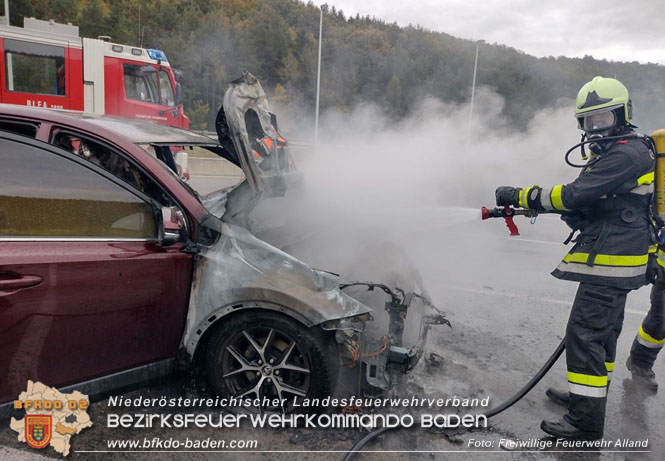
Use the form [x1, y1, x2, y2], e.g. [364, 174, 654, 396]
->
[0, 132, 192, 404]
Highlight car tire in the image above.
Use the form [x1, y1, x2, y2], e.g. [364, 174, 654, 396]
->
[205, 310, 339, 412]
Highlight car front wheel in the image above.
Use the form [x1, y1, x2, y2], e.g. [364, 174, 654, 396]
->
[205, 311, 338, 412]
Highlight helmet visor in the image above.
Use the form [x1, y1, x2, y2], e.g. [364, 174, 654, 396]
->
[582, 110, 616, 132]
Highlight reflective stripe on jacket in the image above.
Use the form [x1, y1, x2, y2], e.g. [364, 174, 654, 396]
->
[525, 136, 655, 289]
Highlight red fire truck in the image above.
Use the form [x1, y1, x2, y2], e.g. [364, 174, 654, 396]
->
[0, 17, 188, 128]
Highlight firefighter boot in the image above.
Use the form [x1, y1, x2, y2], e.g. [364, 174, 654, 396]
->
[626, 357, 658, 391]
[540, 418, 603, 441]
[545, 388, 570, 408]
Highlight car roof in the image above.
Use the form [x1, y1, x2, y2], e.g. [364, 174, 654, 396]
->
[0, 104, 219, 146]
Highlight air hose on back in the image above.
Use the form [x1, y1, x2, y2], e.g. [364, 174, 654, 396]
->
[344, 338, 566, 460]
[564, 132, 655, 168]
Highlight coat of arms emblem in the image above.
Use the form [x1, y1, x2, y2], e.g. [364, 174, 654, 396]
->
[25, 415, 52, 449]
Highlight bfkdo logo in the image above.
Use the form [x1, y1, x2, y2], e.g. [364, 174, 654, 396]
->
[25, 415, 52, 449]
[14, 398, 88, 411]
[10, 381, 93, 456]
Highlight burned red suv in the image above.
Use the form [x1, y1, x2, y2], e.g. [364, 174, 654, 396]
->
[0, 74, 446, 418]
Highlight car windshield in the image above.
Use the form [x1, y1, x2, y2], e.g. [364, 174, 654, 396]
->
[137, 143, 204, 201]
[136, 143, 246, 207]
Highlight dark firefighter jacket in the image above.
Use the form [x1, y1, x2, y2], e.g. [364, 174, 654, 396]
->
[519, 136, 655, 289]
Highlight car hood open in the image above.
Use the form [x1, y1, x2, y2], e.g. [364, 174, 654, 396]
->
[209, 71, 301, 223]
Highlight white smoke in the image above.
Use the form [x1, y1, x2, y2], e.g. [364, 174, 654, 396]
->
[246, 88, 591, 345]
[261, 87, 578, 268]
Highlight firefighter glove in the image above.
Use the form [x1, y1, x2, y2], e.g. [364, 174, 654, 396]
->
[495, 186, 521, 207]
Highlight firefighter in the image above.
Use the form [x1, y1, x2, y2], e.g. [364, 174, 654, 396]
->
[495, 76, 655, 439]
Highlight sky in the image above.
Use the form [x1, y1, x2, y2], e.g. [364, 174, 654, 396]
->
[310, 0, 665, 65]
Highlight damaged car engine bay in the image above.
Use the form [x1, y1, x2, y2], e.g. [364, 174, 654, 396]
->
[181, 71, 452, 409]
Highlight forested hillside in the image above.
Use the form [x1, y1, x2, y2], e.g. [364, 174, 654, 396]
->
[9, 0, 665, 131]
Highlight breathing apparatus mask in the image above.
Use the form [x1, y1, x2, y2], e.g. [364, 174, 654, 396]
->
[582, 106, 621, 155]
[564, 110, 629, 167]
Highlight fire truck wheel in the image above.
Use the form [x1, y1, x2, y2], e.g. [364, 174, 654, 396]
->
[205, 310, 339, 413]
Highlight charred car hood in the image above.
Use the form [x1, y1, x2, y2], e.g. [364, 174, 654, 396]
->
[215, 71, 271, 194]
[181, 222, 372, 358]
[211, 71, 301, 222]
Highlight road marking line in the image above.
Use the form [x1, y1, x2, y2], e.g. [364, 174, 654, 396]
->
[504, 237, 563, 246]
[445, 285, 648, 316]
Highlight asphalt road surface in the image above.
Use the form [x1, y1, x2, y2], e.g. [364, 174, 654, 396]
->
[1, 178, 663, 460]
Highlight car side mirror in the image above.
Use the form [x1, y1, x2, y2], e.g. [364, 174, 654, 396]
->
[175, 82, 182, 106]
[159, 206, 185, 246]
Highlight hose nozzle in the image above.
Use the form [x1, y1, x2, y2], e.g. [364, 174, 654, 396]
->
[481, 206, 539, 236]
[481, 206, 515, 220]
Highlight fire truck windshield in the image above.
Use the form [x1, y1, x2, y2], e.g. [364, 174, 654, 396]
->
[158, 71, 175, 106]
[123, 64, 175, 107]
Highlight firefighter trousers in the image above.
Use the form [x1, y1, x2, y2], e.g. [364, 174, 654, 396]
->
[629, 284, 665, 368]
[565, 283, 629, 433]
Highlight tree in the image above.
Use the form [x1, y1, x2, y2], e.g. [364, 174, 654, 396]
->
[76, 0, 108, 38]
[16, 0, 665, 133]
[187, 99, 210, 130]
[386, 74, 403, 117]
[7, 0, 34, 26]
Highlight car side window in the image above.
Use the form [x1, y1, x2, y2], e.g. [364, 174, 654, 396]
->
[51, 130, 174, 208]
[0, 119, 38, 138]
[4, 39, 66, 96]
[0, 137, 157, 239]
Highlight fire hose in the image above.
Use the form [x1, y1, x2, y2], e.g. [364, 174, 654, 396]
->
[344, 205, 566, 459]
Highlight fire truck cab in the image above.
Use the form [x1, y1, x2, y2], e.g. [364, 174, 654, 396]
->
[0, 18, 188, 129]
